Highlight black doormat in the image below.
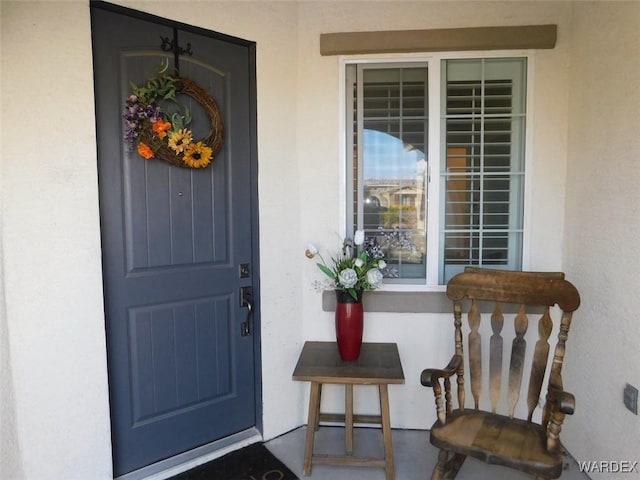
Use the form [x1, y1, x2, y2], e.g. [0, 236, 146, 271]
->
[167, 443, 298, 480]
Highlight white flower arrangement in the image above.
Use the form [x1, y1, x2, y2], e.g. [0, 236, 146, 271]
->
[305, 230, 386, 301]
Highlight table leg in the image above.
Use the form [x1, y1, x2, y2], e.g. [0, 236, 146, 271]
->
[379, 384, 395, 480]
[345, 384, 354, 455]
[303, 382, 321, 476]
[315, 383, 323, 431]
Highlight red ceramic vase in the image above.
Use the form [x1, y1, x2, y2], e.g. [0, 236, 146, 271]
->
[334, 289, 364, 361]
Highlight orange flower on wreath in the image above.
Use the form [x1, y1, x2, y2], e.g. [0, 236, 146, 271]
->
[152, 119, 172, 138]
[137, 142, 155, 159]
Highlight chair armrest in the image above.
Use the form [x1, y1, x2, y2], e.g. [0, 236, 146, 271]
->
[558, 391, 575, 415]
[548, 373, 575, 415]
[420, 354, 462, 387]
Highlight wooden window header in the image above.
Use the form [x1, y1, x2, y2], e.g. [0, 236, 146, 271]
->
[320, 24, 556, 56]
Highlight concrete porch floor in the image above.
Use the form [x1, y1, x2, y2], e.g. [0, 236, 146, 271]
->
[265, 426, 590, 480]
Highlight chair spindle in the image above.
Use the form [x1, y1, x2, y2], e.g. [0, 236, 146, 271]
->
[508, 304, 528, 418]
[468, 299, 482, 409]
[453, 303, 465, 410]
[542, 311, 573, 426]
[489, 303, 504, 414]
[527, 306, 552, 421]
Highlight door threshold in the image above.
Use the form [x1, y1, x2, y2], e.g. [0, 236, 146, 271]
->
[116, 427, 263, 480]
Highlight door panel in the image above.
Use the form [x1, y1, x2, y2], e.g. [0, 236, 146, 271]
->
[91, 4, 259, 476]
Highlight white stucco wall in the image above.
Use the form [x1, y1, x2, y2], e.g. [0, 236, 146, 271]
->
[563, 1, 640, 475]
[1, 2, 113, 479]
[2, 1, 636, 479]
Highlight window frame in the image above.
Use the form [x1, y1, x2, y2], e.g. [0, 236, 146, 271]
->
[339, 51, 535, 292]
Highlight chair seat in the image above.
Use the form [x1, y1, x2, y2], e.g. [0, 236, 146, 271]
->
[430, 409, 564, 479]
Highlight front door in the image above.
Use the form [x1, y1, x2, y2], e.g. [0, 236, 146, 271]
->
[91, 3, 260, 476]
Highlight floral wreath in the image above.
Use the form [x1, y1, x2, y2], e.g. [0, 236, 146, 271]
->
[123, 61, 224, 169]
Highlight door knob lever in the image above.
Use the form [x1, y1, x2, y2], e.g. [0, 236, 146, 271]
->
[240, 287, 253, 336]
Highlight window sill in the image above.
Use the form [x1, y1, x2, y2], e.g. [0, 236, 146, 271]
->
[322, 289, 543, 314]
[322, 289, 450, 313]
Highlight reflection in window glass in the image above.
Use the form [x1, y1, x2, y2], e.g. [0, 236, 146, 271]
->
[347, 65, 428, 282]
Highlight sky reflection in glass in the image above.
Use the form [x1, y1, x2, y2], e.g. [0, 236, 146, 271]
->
[363, 129, 426, 180]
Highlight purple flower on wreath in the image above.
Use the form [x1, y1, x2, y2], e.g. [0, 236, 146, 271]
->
[123, 96, 163, 149]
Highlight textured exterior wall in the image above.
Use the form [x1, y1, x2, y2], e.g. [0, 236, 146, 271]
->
[563, 1, 640, 475]
[1, 2, 113, 478]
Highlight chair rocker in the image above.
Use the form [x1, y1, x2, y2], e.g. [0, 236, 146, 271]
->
[421, 267, 580, 479]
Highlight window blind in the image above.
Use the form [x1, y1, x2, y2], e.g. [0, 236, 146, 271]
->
[440, 58, 526, 282]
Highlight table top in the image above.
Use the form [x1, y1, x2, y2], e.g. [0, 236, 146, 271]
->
[292, 341, 405, 385]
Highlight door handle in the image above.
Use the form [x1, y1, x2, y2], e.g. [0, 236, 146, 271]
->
[240, 287, 253, 336]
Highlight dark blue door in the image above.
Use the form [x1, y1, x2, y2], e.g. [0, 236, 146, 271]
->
[91, 4, 260, 476]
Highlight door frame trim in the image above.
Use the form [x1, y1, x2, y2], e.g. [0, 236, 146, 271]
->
[247, 39, 263, 436]
[90, 1, 254, 47]
[90, 0, 263, 468]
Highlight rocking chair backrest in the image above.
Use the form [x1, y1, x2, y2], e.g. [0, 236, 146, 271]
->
[446, 267, 580, 424]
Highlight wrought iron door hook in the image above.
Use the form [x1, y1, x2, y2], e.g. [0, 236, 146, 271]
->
[160, 36, 193, 56]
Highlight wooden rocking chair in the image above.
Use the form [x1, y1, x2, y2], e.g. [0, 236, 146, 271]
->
[421, 267, 580, 479]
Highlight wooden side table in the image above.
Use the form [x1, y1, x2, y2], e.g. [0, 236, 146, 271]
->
[292, 341, 405, 480]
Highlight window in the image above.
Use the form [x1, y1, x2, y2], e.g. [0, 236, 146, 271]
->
[345, 56, 527, 287]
